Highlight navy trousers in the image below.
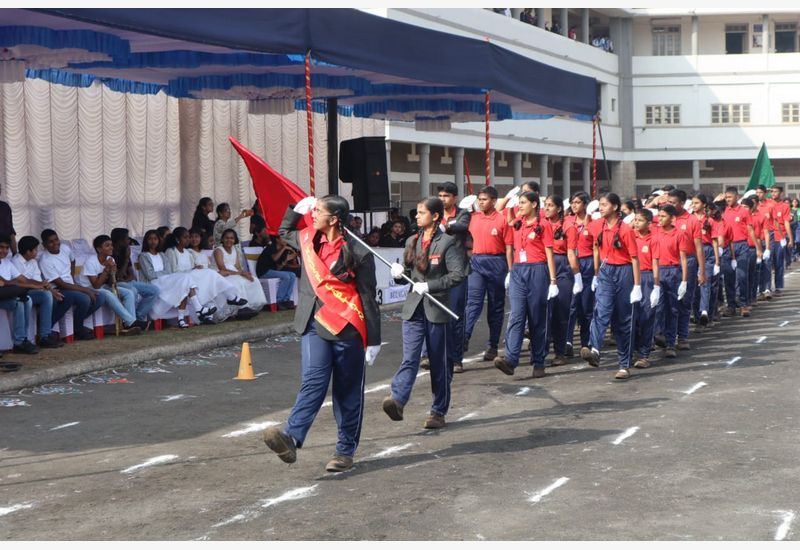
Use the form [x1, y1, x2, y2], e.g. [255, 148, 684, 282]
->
[445, 278, 467, 367]
[694, 244, 716, 318]
[658, 266, 681, 348]
[589, 263, 634, 369]
[566, 257, 594, 350]
[634, 270, 656, 358]
[677, 255, 698, 340]
[463, 255, 507, 351]
[747, 247, 758, 305]
[772, 236, 785, 290]
[503, 262, 549, 369]
[392, 304, 451, 417]
[285, 320, 366, 458]
[724, 241, 749, 310]
[546, 254, 574, 357]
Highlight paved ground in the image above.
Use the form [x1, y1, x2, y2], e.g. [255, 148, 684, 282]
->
[2, 272, 800, 540]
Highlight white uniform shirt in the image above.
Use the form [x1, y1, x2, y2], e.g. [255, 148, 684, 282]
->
[12, 255, 43, 282]
[0, 256, 21, 281]
[76, 255, 107, 288]
[38, 247, 75, 285]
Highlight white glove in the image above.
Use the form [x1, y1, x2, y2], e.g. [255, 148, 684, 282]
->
[365, 345, 381, 366]
[458, 195, 478, 210]
[412, 282, 429, 295]
[731, 259, 738, 270]
[780, 238, 787, 248]
[649, 285, 661, 309]
[504, 272, 511, 290]
[390, 262, 404, 279]
[591, 276, 598, 292]
[505, 185, 521, 200]
[506, 195, 519, 209]
[572, 276, 583, 295]
[677, 281, 687, 300]
[439, 223, 447, 233]
[763, 249, 771, 262]
[547, 284, 559, 300]
[293, 196, 317, 215]
[756, 256, 762, 265]
[713, 264, 720, 276]
[630, 285, 642, 303]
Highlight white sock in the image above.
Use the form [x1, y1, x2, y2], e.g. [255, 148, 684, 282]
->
[189, 295, 203, 311]
[178, 309, 187, 319]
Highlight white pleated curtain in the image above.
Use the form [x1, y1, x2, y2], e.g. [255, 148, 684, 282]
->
[0, 78, 384, 241]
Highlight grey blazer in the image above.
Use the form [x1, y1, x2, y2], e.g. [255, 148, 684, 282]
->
[397, 229, 467, 324]
[137, 251, 167, 282]
[279, 208, 381, 347]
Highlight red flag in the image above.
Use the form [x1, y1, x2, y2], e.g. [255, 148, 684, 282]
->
[229, 136, 309, 235]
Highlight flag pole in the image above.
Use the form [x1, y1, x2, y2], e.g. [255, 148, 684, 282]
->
[344, 228, 459, 320]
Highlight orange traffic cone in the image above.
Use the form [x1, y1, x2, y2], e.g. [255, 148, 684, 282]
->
[234, 342, 256, 380]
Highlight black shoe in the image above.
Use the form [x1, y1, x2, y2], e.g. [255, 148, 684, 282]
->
[564, 342, 574, 357]
[581, 347, 600, 367]
[120, 324, 142, 336]
[227, 297, 248, 307]
[131, 320, 151, 331]
[263, 427, 297, 464]
[13, 340, 39, 355]
[382, 396, 404, 421]
[699, 312, 709, 326]
[483, 347, 498, 361]
[236, 308, 259, 320]
[76, 326, 95, 341]
[493, 357, 515, 376]
[277, 301, 295, 310]
[0, 361, 23, 373]
[38, 334, 63, 349]
[654, 334, 666, 348]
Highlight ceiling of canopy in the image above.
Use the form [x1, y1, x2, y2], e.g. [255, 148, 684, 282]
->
[0, 8, 598, 124]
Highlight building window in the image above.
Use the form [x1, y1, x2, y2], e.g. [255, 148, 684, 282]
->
[775, 22, 797, 53]
[652, 25, 681, 55]
[725, 24, 747, 54]
[645, 105, 681, 125]
[782, 103, 800, 123]
[711, 104, 750, 124]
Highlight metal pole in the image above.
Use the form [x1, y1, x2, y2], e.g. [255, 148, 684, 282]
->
[327, 98, 338, 195]
[597, 116, 611, 184]
[344, 227, 459, 320]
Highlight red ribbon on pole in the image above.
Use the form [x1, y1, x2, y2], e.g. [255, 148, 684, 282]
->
[305, 51, 315, 196]
[592, 116, 598, 199]
[485, 91, 491, 186]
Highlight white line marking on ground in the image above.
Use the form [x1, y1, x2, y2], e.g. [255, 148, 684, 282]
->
[221, 421, 279, 438]
[756, 336, 767, 344]
[161, 394, 194, 402]
[775, 510, 795, 541]
[121, 455, 179, 474]
[254, 372, 269, 378]
[457, 412, 478, 422]
[780, 321, 790, 327]
[381, 341, 390, 346]
[528, 477, 569, 503]
[462, 353, 484, 364]
[211, 513, 251, 529]
[321, 400, 332, 408]
[516, 387, 531, 396]
[260, 485, 318, 509]
[49, 422, 80, 431]
[0, 503, 34, 517]
[683, 382, 707, 395]
[417, 371, 430, 378]
[725, 431, 737, 434]
[727, 356, 741, 366]
[364, 384, 390, 395]
[368, 443, 414, 459]
[612, 427, 640, 445]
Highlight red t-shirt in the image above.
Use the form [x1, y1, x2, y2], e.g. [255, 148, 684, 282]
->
[654, 226, 689, 266]
[723, 204, 753, 242]
[635, 231, 655, 271]
[718, 219, 734, 248]
[442, 206, 458, 225]
[748, 211, 765, 247]
[565, 214, 594, 258]
[513, 217, 553, 264]
[545, 217, 578, 255]
[695, 214, 714, 246]
[589, 217, 638, 265]
[758, 200, 774, 232]
[773, 200, 791, 238]
[469, 210, 513, 254]
[319, 233, 344, 269]
[675, 210, 700, 255]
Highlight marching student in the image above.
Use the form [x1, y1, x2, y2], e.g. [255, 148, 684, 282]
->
[264, 195, 381, 473]
[493, 191, 558, 379]
[742, 196, 768, 311]
[652, 205, 689, 358]
[565, 191, 595, 358]
[382, 196, 467, 429]
[463, 185, 513, 365]
[690, 194, 721, 327]
[542, 194, 578, 367]
[631, 209, 657, 368]
[721, 187, 760, 317]
[581, 193, 641, 380]
[707, 204, 729, 324]
[769, 186, 794, 294]
[754, 186, 775, 300]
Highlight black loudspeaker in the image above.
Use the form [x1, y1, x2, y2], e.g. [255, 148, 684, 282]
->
[339, 136, 390, 211]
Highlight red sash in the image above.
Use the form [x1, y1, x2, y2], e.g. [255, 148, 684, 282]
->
[299, 227, 368, 347]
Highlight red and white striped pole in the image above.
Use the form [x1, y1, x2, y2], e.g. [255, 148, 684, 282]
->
[305, 50, 315, 196]
[485, 91, 491, 186]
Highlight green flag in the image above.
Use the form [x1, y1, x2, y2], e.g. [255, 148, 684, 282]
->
[745, 142, 775, 191]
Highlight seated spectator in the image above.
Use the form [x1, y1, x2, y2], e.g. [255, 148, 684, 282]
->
[348, 215, 365, 238]
[77, 235, 145, 336]
[163, 227, 247, 323]
[188, 228, 205, 253]
[38, 229, 106, 341]
[254, 233, 297, 311]
[248, 219, 271, 248]
[138, 230, 207, 329]
[213, 202, 252, 247]
[191, 197, 216, 239]
[0, 235, 38, 354]
[408, 209, 419, 234]
[366, 229, 381, 247]
[0, 192, 16, 254]
[156, 226, 171, 252]
[12, 236, 74, 348]
[272, 235, 300, 277]
[214, 229, 267, 317]
[379, 221, 408, 248]
[111, 228, 159, 328]
[203, 233, 215, 251]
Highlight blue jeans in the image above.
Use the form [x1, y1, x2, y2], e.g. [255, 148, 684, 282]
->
[0, 296, 32, 345]
[589, 263, 634, 369]
[463, 255, 507, 351]
[262, 270, 296, 303]
[567, 256, 594, 349]
[504, 262, 549, 369]
[59, 289, 106, 331]
[658, 266, 681, 348]
[119, 281, 159, 321]
[546, 254, 573, 357]
[96, 286, 136, 326]
[634, 270, 656, 358]
[28, 289, 75, 339]
[392, 304, 450, 417]
[285, 320, 365, 457]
